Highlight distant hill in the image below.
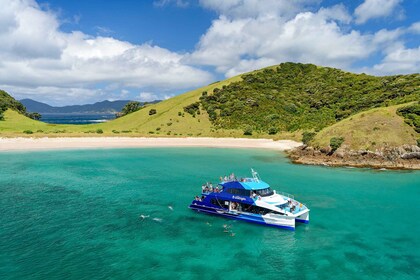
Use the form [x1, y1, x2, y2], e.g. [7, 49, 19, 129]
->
[20, 99, 133, 114]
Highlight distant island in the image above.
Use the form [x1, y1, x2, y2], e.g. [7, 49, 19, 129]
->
[1, 62, 419, 169]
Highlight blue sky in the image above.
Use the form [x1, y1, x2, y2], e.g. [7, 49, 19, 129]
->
[0, 0, 419, 105]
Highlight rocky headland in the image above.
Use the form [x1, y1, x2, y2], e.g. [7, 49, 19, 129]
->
[289, 144, 420, 170]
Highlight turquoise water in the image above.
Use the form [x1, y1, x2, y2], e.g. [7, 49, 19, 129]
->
[0, 148, 419, 280]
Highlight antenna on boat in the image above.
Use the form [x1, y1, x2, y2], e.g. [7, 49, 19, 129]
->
[251, 168, 260, 182]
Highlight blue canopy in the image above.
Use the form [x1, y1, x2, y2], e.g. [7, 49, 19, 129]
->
[219, 180, 270, 190]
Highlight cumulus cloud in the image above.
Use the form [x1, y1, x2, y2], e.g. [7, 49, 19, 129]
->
[354, 0, 403, 24]
[191, 1, 420, 77]
[199, 0, 320, 19]
[372, 46, 420, 75]
[0, 0, 212, 104]
[138, 92, 160, 102]
[190, 4, 374, 77]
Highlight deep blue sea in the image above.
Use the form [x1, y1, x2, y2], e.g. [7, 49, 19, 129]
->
[0, 148, 419, 279]
[40, 114, 115, 124]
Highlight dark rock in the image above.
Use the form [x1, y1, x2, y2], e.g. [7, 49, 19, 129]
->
[401, 152, 420, 160]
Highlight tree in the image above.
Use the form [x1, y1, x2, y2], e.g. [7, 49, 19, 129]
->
[149, 108, 157, 115]
[330, 137, 345, 151]
[243, 126, 253, 135]
[268, 127, 278, 135]
[0, 110, 4, 121]
[120, 101, 142, 117]
[302, 131, 316, 145]
[27, 112, 42, 120]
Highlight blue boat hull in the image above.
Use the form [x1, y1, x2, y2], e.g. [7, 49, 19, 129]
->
[189, 203, 295, 231]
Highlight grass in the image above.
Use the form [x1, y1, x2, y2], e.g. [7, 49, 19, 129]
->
[311, 103, 419, 150]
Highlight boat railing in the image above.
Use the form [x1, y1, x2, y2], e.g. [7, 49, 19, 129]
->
[276, 191, 294, 200]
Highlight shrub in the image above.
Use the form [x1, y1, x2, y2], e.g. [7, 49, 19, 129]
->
[268, 127, 278, 135]
[23, 130, 33, 134]
[120, 101, 142, 117]
[36, 130, 43, 133]
[0, 111, 3, 121]
[149, 109, 157, 115]
[302, 131, 316, 145]
[417, 139, 420, 147]
[26, 112, 42, 120]
[330, 137, 345, 151]
[96, 129, 103, 134]
[183, 102, 200, 115]
[178, 112, 182, 116]
[112, 130, 120, 134]
[167, 122, 172, 126]
[156, 127, 161, 131]
[243, 126, 253, 135]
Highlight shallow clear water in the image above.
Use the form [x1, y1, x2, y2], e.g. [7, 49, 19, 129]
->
[0, 148, 419, 280]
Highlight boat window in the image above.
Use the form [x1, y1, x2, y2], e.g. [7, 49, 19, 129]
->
[227, 188, 251, 196]
[255, 188, 274, 197]
[211, 198, 228, 209]
[239, 203, 275, 215]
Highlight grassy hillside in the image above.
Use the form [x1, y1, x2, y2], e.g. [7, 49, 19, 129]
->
[311, 103, 419, 150]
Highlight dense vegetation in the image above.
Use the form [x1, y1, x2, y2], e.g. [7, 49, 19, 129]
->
[187, 63, 419, 134]
[397, 102, 420, 133]
[0, 90, 27, 119]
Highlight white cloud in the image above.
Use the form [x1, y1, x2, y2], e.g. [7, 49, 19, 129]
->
[138, 92, 160, 102]
[1, 84, 103, 105]
[190, 4, 373, 77]
[154, 0, 189, 8]
[199, 0, 319, 19]
[0, 0, 212, 104]
[192, 1, 420, 77]
[354, 0, 403, 24]
[372, 46, 420, 75]
[409, 22, 420, 34]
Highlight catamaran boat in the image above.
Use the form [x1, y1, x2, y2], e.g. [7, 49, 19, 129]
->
[189, 169, 310, 230]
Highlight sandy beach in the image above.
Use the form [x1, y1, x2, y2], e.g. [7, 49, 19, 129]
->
[0, 137, 302, 152]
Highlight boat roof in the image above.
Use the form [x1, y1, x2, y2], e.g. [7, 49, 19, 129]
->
[219, 179, 270, 190]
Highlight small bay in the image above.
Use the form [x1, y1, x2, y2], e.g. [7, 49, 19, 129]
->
[0, 148, 419, 279]
[40, 114, 115, 124]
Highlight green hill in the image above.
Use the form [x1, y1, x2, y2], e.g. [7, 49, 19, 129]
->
[188, 63, 419, 134]
[0, 63, 419, 147]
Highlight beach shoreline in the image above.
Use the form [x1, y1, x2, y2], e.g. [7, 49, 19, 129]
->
[0, 137, 302, 152]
